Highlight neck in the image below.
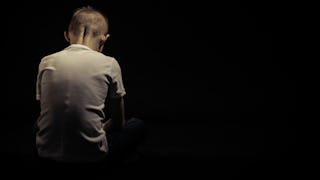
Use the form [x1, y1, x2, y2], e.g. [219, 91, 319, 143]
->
[69, 31, 101, 51]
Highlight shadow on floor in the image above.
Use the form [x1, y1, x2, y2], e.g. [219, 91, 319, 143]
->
[1, 148, 301, 180]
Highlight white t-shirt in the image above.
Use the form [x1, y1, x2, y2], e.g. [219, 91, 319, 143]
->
[35, 44, 126, 162]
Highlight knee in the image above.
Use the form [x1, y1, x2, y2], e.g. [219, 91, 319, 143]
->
[127, 117, 144, 127]
[126, 117, 146, 134]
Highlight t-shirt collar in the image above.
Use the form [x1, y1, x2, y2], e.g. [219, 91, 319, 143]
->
[65, 44, 93, 51]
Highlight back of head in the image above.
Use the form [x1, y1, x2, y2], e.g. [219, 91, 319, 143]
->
[68, 6, 108, 39]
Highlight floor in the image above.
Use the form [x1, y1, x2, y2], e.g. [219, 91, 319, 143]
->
[1, 113, 300, 179]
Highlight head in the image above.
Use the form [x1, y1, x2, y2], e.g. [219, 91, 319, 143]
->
[64, 6, 110, 52]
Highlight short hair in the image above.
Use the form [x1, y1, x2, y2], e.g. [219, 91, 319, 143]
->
[68, 6, 109, 38]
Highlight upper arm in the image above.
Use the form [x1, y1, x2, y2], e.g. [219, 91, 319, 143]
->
[36, 61, 45, 101]
[105, 58, 126, 129]
[109, 59, 126, 97]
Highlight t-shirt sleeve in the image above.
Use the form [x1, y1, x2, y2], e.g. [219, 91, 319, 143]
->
[108, 58, 126, 98]
[36, 61, 44, 101]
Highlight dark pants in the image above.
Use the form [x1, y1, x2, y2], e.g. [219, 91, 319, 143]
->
[33, 117, 146, 168]
[103, 117, 146, 165]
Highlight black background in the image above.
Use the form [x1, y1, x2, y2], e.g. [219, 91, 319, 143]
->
[3, 0, 297, 178]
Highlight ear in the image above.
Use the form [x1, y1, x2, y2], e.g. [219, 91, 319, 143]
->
[98, 34, 110, 52]
[101, 34, 110, 42]
[64, 31, 70, 42]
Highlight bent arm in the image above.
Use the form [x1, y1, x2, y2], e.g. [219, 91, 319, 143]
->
[103, 97, 125, 132]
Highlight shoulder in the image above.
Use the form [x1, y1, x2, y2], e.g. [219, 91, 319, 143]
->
[40, 50, 64, 63]
[38, 54, 56, 69]
[96, 52, 117, 62]
[95, 52, 120, 67]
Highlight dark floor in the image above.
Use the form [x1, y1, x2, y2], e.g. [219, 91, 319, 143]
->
[1, 113, 299, 179]
[1, 151, 301, 179]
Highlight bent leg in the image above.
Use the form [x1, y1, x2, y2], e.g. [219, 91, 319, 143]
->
[106, 117, 146, 164]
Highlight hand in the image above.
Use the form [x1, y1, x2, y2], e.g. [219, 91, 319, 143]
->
[102, 118, 112, 132]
